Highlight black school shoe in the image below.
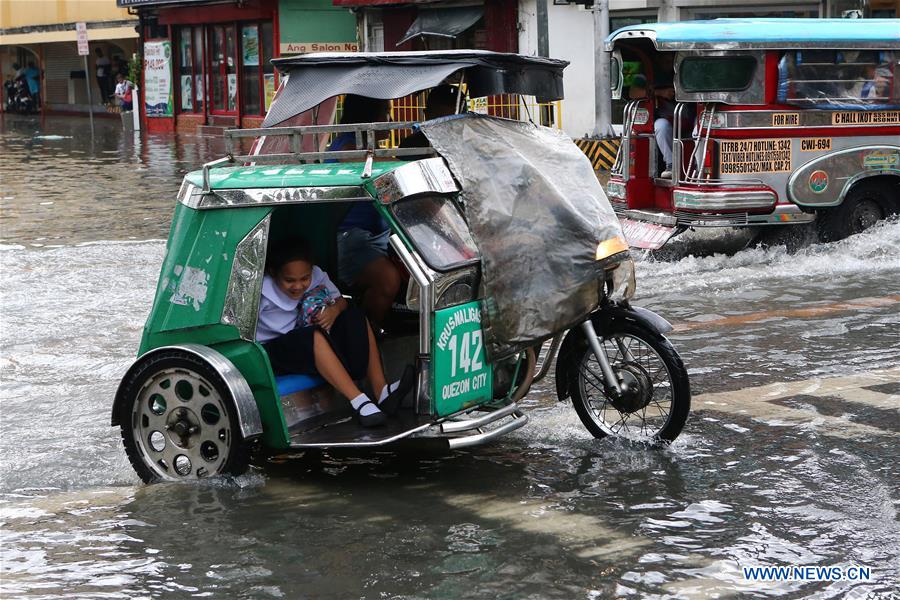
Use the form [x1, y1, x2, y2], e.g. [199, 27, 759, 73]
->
[353, 400, 387, 427]
[378, 364, 416, 416]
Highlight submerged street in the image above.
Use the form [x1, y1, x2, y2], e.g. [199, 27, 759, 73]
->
[1, 116, 898, 598]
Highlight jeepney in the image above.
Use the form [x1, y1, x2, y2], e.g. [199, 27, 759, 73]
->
[112, 51, 691, 483]
[605, 18, 900, 249]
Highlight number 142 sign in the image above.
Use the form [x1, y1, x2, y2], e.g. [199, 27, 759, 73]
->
[433, 301, 492, 415]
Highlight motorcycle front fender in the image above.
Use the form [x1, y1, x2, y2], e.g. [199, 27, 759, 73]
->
[554, 303, 674, 401]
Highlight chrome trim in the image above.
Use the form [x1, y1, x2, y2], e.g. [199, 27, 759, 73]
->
[675, 51, 766, 105]
[673, 189, 777, 211]
[787, 145, 900, 208]
[390, 235, 435, 415]
[184, 186, 372, 210]
[752, 204, 817, 225]
[615, 205, 815, 227]
[616, 208, 678, 227]
[446, 411, 528, 449]
[179, 182, 205, 209]
[288, 421, 436, 448]
[705, 109, 900, 130]
[221, 215, 270, 341]
[441, 402, 520, 433]
[372, 157, 459, 204]
[116, 344, 263, 439]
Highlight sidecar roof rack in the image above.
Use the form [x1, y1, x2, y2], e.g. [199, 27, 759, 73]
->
[201, 121, 436, 191]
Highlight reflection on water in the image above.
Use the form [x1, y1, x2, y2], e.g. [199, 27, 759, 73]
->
[1, 116, 899, 598]
[0, 115, 229, 245]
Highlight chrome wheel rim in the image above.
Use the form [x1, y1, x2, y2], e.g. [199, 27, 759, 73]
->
[577, 334, 674, 441]
[131, 367, 232, 480]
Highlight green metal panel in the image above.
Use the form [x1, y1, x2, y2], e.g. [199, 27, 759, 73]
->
[211, 339, 290, 449]
[432, 301, 493, 416]
[185, 162, 405, 190]
[139, 204, 271, 351]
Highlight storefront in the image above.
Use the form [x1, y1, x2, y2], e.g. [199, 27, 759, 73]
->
[120, 0, 357, 133]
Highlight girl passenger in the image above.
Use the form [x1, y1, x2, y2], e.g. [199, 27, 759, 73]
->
[256, 239, 413, 427]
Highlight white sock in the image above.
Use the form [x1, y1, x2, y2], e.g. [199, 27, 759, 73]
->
[379, 380, 401, 404]
[350, 393, 380, 416]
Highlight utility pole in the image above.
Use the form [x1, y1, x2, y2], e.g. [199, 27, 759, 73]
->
[593, 0, 614, 138]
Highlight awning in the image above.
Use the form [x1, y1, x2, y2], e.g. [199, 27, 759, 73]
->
[397, 6, 484, 47]
[0, 25, 138, 47]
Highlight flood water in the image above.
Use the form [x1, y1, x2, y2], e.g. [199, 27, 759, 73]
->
[1, 115, 899, 598]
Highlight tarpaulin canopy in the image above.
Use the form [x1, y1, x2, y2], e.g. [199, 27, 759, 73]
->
[264, 51, 568, 127]
[421, 115, 627, 359]
[397, 6, 484, 46]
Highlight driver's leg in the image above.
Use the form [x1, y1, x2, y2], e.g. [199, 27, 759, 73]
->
[654, 117, 673, 177]
[355, 256, 401, 328]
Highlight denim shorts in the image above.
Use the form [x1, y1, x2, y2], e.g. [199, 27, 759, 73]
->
[336, 227, 390, 288]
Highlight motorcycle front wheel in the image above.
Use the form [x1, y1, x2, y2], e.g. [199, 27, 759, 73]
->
[569, 323, 690, 444]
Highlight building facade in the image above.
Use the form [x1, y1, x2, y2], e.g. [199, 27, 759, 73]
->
[118, 0, 357, 132]
[0, 0, 139, 115]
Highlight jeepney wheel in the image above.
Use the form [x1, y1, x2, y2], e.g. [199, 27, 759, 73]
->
[569, 324, 690, 444]
[818, 181, 892, 242]
[118, 350, 250, 483]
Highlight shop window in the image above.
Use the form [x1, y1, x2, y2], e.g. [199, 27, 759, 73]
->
[240, 22, 275, 116]
[177, 26, 204, 114]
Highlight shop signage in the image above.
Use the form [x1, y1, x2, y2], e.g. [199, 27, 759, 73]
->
[280, 41, 359, 55]
[76, 22, 89, 56]
[144, 40, 173, 117]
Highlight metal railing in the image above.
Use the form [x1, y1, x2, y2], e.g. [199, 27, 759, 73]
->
[201, 121, 438, 191]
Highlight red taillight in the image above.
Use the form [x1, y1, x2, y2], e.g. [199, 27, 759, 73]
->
[702, 141, 718, 179]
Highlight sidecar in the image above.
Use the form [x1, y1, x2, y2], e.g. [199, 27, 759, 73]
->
[112, 51, 690, 483]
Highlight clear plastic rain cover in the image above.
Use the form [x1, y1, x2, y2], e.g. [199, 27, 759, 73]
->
[421, 115, 626, 359]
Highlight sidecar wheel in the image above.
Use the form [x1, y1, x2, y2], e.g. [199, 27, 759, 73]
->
[118, 350, 250, 483]
[569, 324, 690, 444]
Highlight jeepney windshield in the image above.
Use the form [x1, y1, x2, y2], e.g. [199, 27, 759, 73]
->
[777, 50, 899, 108]
[679, 55, 757, 92]
[392, 195, 479, 272]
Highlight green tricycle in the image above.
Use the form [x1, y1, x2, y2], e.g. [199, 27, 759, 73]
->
[112, 51, 691, 483]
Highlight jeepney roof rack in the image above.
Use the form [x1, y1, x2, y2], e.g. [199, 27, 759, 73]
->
[201, 121, 437, 192]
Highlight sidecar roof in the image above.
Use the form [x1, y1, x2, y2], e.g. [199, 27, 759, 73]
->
[264, 50, 568, 127]
[184, 161, 406, 191]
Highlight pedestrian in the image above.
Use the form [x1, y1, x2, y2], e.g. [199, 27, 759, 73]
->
[114, 73, 134, 111]
[23, 61, 41, 107]
[95, 48, 112, 104]
[256, 239, 414, 427]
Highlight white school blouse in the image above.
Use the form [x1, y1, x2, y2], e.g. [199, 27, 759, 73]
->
[255, 268, 339, 342]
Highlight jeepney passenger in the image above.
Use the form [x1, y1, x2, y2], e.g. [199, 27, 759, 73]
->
[327, 95, 402, 328]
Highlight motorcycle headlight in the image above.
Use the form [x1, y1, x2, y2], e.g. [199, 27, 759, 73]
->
[609, 258, 636, 301]
[434, 267, 479, 310]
